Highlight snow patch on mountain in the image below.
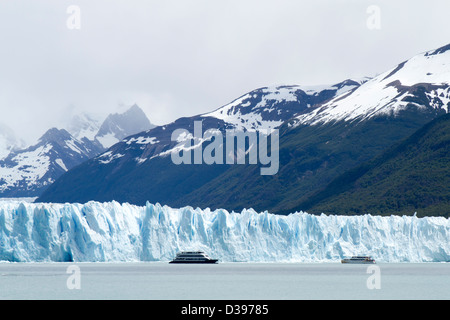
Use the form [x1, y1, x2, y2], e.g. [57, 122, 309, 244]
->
[55, 159, 68, 171]
[125, 136, 159, 145]
[391, 49, 450, 86]
[0, 144, 53, 192]
[203, 91, 285, 131]
[97, 151, 125, 164]
[96, 133, 119, 150]
[0, 201, 448, 262]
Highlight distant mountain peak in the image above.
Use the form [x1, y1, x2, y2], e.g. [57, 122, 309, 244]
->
[39, 128, 72, 144]
[0, 127, 103, 197]
[95, 104, 156, 148]
[127, 103, 143, 112]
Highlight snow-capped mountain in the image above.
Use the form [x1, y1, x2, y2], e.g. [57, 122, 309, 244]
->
[67, 104, 155, 149]
[93, 79, 363, 167]
[294, 44, 450, 126]
[95, 104, 156, 148]
[181, 44, 450, 214]
[0, 128, 103, 197]
[37, 79, 364, 204]
[38, 43, 450, 215]
[0, 104, 155, 198]
[201, 79, 364, 131]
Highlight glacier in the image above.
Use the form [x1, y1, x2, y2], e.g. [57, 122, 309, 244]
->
[0, 200, 448, 263]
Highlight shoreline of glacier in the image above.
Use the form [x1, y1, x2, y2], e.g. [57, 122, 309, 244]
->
[0, 200, 448, 263]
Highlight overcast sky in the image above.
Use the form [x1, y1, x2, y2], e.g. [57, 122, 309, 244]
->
[1, 0, 450, 143]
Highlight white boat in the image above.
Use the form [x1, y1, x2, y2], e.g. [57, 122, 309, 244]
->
[341, 256, 376, 264]
[169, 251, 218, 264]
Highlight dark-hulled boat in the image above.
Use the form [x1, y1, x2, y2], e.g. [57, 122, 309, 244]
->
[341, 256, 376, 264]
[169, 251, 218, 264]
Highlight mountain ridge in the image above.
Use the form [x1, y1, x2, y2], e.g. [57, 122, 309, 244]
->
[37, 80, 363, 204]
[37, 43, 450, 216]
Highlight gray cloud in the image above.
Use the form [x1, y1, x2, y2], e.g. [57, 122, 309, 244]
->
[1, 0, 450, 144]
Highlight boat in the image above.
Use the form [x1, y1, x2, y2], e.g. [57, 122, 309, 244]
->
[169, 251, 219, 264]
[341, 256, 376, 264]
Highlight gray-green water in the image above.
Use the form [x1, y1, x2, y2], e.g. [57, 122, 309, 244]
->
[0, 262, 448, 300]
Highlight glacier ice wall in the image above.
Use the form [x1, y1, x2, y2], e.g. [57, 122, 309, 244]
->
[0, 201, 448, 262]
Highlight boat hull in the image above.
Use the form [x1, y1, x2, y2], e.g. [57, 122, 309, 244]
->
[169, 260, 218, 264]
[341, 259, 375, 264]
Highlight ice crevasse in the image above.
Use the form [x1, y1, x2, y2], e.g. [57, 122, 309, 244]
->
[0, 200, 448, 262]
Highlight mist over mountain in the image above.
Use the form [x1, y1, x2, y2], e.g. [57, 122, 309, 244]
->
[0, 123, 25, 160]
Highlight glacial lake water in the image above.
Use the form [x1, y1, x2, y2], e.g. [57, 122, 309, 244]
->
[0, 262, 448, 300]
